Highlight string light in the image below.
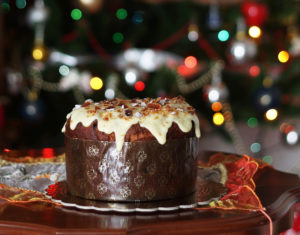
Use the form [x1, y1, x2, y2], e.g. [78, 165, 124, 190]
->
[211, 102, 222, 112]
[113, 32, 124, 44]
[32, 45, 46, 61]
[249, 65, 260, 77]
[184, 56, 197, 69]
[116, 8, 127, 20]
[265, 108, 278, 121]
[90, 76, 103, 90]
[278, 50, 289, 63]
[135, 81, 145, 91]
[71, 8, 82, 21]
[213, 112, 224, 126]
[218, 30, 229, 42]
[248, 26, 261, 39]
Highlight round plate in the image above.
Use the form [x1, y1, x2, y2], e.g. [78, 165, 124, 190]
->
[46, 180, 227, 213]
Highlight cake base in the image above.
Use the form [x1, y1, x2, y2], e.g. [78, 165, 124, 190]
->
[65, 136, 199, 202]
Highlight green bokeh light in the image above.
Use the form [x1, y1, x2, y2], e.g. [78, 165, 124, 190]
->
[262, 155, 273, 164]
[218, 30, 229, 42]
[116, 8, 127, 20]
[71, 8, 82, 21]
[248, 117, 258, 128]
[16, 0, 26, 9]
[1, 3, 10, 13]
[113, 32, 124, 44]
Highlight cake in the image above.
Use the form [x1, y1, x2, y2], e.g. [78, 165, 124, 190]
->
[62, 96, 201, 201]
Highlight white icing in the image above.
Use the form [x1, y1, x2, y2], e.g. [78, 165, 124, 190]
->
[62, 97, 201, 151]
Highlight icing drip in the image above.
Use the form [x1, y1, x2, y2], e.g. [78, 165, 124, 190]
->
[62, 97, 201, 151]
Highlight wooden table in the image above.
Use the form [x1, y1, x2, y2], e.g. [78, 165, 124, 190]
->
[0, 151, 299, 234]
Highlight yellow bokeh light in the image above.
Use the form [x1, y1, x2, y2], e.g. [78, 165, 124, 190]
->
[248, 26, 261, 39]
[213, 112, 225, 126]
[90, 76, 103, 90]
[278, 50, 289, 63]
[32, 46, 45, 61]
[265, 108, 278, 121]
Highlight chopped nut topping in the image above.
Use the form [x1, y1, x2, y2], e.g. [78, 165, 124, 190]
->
[125, 109, 133, 117]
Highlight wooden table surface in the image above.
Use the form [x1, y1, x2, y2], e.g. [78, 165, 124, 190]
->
[0, 150, 299, 234]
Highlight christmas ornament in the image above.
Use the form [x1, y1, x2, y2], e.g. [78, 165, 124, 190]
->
[58, 69, 92, 94]
[241, 1, 268, 26]
[228, 38, 257, 64]
[207, 1, 221, 30]
[78, 0, 103, 13]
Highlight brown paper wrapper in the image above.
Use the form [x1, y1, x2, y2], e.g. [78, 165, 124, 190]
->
[65, 136, 200, 202]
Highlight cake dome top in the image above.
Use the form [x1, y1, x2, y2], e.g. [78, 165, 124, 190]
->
[62, 96, 200, 151]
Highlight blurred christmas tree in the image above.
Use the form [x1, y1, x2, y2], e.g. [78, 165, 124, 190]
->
[1, 0, 300, 156]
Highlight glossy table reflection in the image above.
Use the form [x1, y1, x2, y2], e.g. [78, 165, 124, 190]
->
[0, 150, 299, 234]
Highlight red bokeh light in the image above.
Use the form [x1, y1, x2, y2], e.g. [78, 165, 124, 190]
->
[135, 81, 145, 92]
[184, 56, 197, 69]
[42, 148, 54, 158]
[249, 65, 260, 77]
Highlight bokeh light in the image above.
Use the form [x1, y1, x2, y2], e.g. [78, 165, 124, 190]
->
[249, 65, 260, 77]
[1, 3, 10, 12]
[247, 117, 258, 128]
[208, 88, 220, 103]
[90, 76, 103, 90]
[248, 26, 261, 39]
[250, 142, 261, 153]
[286, 130, 298, 145]
[105, 89, 115, 99]
[265, 108, 278, 121]
[16, 0, 26, 9]
[184, 56, 197, 69]
[132, 11, 144, 24]
[59, 65, 70, 76]
[116, 8, 127, 20]
[278, 50, 289, 63]
[218, 30, 229, 42]
[135, 81, 145, 91]
[42, 148, 54, 159]
[71, 8, 82, 21]
[262, 155, 273, 164]
[113, 32, 124, 44]
[211, 102, 222, 112]
[213, 112, 224, 126]
[32, 46, 46, 61]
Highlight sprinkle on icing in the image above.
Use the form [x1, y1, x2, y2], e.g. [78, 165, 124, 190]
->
[62, 97, 201, 151]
